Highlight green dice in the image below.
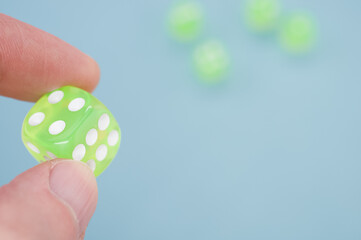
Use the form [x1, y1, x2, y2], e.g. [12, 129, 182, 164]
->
[168, 1, 203, 42]
[194, 40, 229, 83]
[22, 86, 121, 177]
[280, 13, 316, 53]
[245, 0, 280, 32]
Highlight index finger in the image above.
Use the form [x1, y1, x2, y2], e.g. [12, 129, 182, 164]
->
[0, 14, 100, 102]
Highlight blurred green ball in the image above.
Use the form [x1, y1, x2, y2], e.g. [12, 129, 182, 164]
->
[280, 14, 316, 53]
[169, 1, 203, 42]
[245, 0, 280, 32]
[193, 40, 229, 83]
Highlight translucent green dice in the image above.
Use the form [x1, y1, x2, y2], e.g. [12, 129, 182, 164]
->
[280, 13, 316, 53]
[193, 40, 229, 83]
[245, 0, 280, 32]
[22, 86, 121, 177]
[168, 1, 203, 42]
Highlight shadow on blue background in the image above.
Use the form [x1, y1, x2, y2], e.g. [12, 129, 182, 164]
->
[1, 0, 361, 239]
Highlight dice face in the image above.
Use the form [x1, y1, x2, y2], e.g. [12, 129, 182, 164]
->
[22, 86, 121, 177]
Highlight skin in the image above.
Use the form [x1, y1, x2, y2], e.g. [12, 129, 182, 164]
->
[0, 14, 100, 240]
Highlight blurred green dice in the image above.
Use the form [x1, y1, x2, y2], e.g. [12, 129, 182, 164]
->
[169, 1, 203, 42]
[245, 0, 280, 32]
[22, 86, 121, 177]
[194, 40, 229, 83]
[280, 13, 316, 53]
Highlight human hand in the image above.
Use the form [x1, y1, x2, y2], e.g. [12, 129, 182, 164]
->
[0, 14, 100, 240]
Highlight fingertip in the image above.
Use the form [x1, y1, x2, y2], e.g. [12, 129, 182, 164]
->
[87, 56, 101, 93]
[59, 53, 101, 96]
[0, 160, 98, 239]
[49, 160, 98, 234]
[79, 55, 101, 93]
[0, 14, 101, 102]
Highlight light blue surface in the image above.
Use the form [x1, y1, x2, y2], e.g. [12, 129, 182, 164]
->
[1, 0, 361, 239]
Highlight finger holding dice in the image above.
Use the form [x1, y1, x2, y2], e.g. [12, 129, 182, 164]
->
[0, 13, 100, 102]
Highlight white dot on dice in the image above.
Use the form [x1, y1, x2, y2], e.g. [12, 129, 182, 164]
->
[48, 90, 64, 104]
[87, 159, 96, 172]
[98, 113, 110, 131]
[28, 112, 45, 126]
[108, 130, 119, 146]
[49, 120, 66, 135]
[47, 151, 57, 159]
[68, 98, 85, 112]
[27, 142, 40, 153]
[72, 144, 86, 161]
[96, 144, 108, 161]
[86, 128, 98, 146]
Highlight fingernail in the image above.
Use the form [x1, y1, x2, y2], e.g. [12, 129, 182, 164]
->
[49, 160, 98, 234]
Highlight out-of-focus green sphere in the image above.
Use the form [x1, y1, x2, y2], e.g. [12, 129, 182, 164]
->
[245, 0, 280, 32]
[280, 14, 316, 53]
[169, 1, 203, 42]
[193, 40, 229, 83]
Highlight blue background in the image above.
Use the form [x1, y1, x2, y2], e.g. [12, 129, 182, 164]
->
[1, 0, 361, 239]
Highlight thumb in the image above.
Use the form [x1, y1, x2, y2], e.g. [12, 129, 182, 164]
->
[0, 160, 98, 240]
